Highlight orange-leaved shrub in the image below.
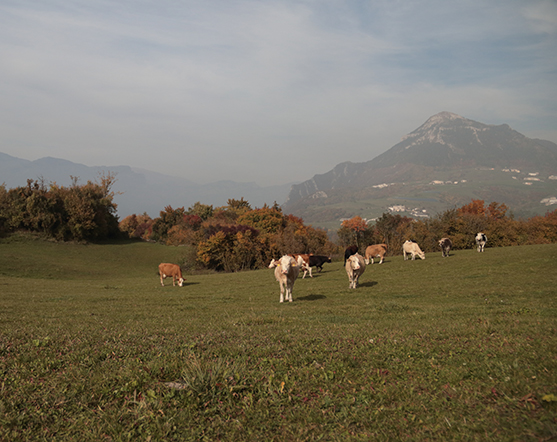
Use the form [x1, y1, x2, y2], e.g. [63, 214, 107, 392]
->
[338, 200, 557, 256]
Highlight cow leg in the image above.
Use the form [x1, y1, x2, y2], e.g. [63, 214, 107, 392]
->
[160, 273, 165, 287]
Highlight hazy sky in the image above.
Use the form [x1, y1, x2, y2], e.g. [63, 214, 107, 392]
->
[1, 0, 556, 186]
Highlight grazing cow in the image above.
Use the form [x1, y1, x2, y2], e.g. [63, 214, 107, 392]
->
[364, 244, 388, 265]
[439, 238, 452, 258]
[344, 245, 358, 264]
[269, 255, 302, 302]
[345, 253, 366, 289]
[158, 263, 185, 287]
[475, 232, 487, 252]
[303, 254, 332, 278]
[403, 240, 425, 260]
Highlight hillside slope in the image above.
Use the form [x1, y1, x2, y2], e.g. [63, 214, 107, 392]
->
[284, 112, 557, 227]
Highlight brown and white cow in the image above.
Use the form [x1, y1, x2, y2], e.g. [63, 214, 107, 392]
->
[439, 237, 452, 257]
[287, 254, 311, 278]
[269, 255, 302, 302]
[402, 240, 425, 260]
[364, 244, 387, 265]
[158, 263, 185, 287]
[345, 253, 366, 289]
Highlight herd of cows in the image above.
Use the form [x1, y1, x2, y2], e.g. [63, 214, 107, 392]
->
[158, 232, 489, 303]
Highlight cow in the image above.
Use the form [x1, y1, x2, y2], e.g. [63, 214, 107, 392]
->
[364, 244, 388, 265]
[345, 253, 366, 289]
[302, 254, 332, 278]
[439, 238, 452, 258]
[402, 240, 425, 260]
[269, 255, 302, 302]
[158, 263, 185, 287]
[344, 245, 358, 264]
[475, 232, 487, 252]
[287, 254, 311, 278]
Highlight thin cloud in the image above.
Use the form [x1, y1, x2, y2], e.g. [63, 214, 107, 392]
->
[0, 0, 555, 186]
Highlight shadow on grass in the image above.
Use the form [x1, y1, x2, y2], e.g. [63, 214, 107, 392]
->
[160, 281, 200, 288]
[358, 281, 378, 288]
[297, 294, 327, 301]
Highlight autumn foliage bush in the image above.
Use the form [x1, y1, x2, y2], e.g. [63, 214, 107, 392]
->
[338, 200, 557, 256]
[0, 175, 120, 241]
[120, 199, 337, 272]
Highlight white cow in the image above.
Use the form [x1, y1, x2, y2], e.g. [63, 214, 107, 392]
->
[475, 232, 487, 252]
[345, 253, 366, 289]
[402, 240, 425, 260]
[269, 255, 302, 302]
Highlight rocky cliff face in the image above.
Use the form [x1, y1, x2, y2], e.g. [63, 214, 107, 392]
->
[285, 112, 557, 207]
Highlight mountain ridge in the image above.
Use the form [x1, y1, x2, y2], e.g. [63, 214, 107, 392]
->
[0, 152, 293, 218]
[284, 112, 557, 226]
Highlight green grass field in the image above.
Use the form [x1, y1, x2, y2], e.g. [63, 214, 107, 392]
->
[1, 233, 556, 441]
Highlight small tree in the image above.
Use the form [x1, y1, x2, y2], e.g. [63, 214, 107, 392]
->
[337, 216, 372, 249]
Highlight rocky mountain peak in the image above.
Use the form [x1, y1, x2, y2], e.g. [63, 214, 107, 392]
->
[284, 112, 557, 209]
[398, 112, 496, 153]
[402, 112, 482, 142]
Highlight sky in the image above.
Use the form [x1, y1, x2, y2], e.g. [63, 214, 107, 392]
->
[1, 0, 556, 186]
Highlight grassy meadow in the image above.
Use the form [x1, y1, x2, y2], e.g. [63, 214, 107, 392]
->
[0, 233, 556, 441]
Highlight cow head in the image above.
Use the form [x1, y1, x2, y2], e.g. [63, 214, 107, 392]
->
[348, 255, 360, 269]
[178, 278, 184, 287]
[279, 255, 294, 274]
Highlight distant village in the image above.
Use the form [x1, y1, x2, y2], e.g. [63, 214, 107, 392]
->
[340, 168, 557, 225]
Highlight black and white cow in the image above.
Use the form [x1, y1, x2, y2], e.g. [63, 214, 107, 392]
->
[303, 255, 332, 278]
[475, 232, 487, 252]
[438, 237, 452, 258]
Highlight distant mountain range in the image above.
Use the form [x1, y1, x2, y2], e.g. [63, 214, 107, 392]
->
[284, 112, 557, 228]
[3, 112, 556, 226]
[0, 152, 293, 218]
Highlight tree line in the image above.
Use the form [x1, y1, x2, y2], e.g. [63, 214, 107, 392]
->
[119, 198, 336, 272]
[337, 200, 557, 255]
[2, 176, 556, 270]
